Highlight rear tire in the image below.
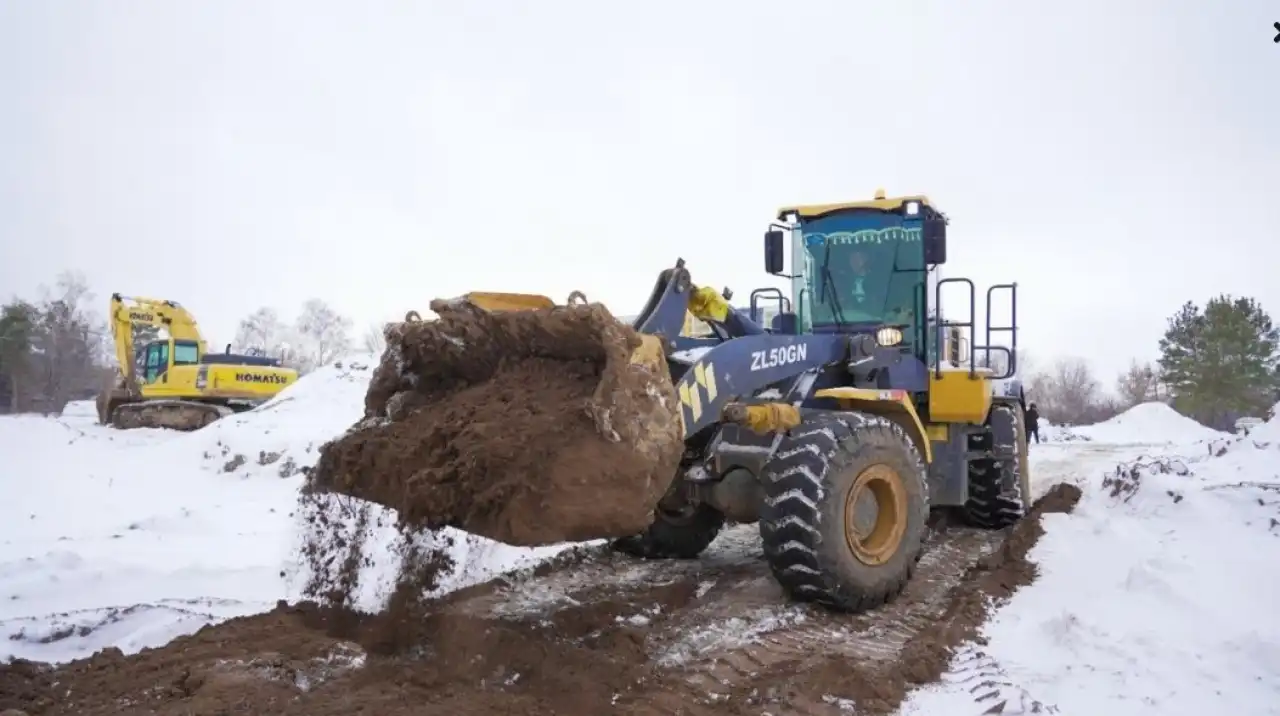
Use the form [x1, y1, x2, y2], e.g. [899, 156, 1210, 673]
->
[758, 411, 929, 612]
[962, 402, 1031, 529]
[611, 504, 725, 560]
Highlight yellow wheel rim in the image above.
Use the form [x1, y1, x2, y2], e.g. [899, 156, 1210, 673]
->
[843, 463, 908, 566]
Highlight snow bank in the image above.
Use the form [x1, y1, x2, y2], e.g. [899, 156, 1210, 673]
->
[0, 356, 577, 664]
[1037, 419, 1090, 443]
[906, 432, 1280, 714]
[1075, 402, 1226, 445]
[180, 356, 378, 479]
[59, 400, 98, 420]
[1249, 402, 1280, 443]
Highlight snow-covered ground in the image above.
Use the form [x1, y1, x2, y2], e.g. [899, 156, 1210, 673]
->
[4, 371, 1279, 714]
[0, 356, 570, 663]
[904, 403, 1280, 715]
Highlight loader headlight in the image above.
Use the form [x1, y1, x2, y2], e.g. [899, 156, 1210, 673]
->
[876, 327, 904, 347]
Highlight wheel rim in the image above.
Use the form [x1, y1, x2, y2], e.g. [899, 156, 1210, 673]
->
[843, 463, 908, 566]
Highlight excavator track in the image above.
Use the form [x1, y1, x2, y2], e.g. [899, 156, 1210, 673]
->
[110, 400, 234, 431]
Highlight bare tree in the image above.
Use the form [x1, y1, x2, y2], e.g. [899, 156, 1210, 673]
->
[1116, 359, 1160, 408]
[233, 307, 287, 357]
[1013, 348, 1036, 379]
[29, 272, 107, 414]
[361, 322, 388, 357]
[1027, 356, 1108, 426]
[293, 299, 353, 373]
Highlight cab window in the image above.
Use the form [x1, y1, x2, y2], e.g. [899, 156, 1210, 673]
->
[173, 342, 200, 365]
[144, 342, 169, 383]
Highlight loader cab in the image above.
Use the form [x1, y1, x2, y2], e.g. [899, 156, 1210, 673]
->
[764, 194, 943, 356]
[762, 192, 1019, 380]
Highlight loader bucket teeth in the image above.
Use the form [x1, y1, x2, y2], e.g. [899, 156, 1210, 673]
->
[307, 297, 685, 547]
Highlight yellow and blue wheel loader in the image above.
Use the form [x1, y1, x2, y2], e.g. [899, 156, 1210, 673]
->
[333, 190, 1029, 615]
[599, 190, 1030, 613]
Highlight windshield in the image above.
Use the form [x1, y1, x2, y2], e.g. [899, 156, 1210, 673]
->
[796, 214, 927, 330]
[173, 341, 200, 365]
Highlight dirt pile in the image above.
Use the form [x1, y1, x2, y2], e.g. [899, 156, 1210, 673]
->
[307, 299, 684, 547]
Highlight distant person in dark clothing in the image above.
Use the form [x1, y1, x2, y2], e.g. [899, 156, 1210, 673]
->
[1025, 402, 1041, 444]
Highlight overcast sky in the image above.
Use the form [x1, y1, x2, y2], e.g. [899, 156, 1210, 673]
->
[2, 0, 1276, 382]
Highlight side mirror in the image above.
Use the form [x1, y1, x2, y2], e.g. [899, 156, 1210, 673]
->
[764, 230, 786, 274]
[923, 216, 947, 265]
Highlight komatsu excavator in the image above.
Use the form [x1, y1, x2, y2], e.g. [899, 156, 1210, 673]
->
[96, 294, 299, 431]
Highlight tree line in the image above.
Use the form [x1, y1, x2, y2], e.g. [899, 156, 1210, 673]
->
[1, 271, 363, 416]
[0, 272, 112, 415]
[1025, 294, 1279, 430]
[6, 275, 1274, 431]
[228, 300, 358, 375]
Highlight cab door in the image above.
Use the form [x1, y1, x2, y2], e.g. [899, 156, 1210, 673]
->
[142, 342, 170, 384]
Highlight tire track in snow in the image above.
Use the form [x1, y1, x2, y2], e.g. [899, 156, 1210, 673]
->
[442, 521, 1006, 706]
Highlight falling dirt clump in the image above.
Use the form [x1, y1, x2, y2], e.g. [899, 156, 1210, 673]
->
[292, 297, 685, 662]
[307, 299, 684, 547]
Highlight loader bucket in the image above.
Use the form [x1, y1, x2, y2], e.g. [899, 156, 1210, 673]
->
[457, 291, 557, 313]
[307, 296, 685, 547]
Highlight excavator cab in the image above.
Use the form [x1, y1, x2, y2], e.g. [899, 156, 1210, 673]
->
[139, 341, 171, 384]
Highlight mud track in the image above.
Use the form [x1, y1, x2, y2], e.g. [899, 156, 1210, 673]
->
[0, 485, 1080, 716]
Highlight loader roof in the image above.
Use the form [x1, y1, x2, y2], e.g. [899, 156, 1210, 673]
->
[777, 193, 934, 221]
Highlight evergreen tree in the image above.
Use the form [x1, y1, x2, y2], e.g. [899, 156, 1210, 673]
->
[1158, 295, 1279, 428]
[0, 300, 40, 412]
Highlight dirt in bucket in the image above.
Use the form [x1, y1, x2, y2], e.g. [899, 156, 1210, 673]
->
[306, 299, 683, 548]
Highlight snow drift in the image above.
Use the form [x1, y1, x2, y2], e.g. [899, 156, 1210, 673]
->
[905, 411, 1280, 714]
[1074, 401, 1226, 445]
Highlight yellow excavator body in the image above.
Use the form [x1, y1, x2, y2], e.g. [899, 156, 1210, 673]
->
[97, 294, 298, 431]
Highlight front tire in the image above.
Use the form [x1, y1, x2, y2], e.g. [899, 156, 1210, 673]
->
[758, 411, 929, 612]
[963, 402, 1031, 529]
[611, 504, 725, 560]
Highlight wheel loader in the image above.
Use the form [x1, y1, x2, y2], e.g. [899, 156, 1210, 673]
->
[603, 190, 1030, 612]
[325, 190, 1029, 614]
[96, 294, 299, 430]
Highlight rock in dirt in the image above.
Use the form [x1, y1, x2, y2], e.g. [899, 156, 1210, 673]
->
[307, 299, 684, 547]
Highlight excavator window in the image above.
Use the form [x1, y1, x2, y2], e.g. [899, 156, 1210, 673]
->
[143, 342, 170, 383]
[173, 341, 200, 366]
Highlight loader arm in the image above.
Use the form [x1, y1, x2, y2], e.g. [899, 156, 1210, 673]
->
[632, 258, 768, 341]
[625, 259, 828, 439]
[669, 333, 848, 438]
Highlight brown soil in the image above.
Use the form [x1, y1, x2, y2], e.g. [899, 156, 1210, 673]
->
[294, 298, 684, 665]
[308, 299, 684, 548]
[0, 485, 1083, 716]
